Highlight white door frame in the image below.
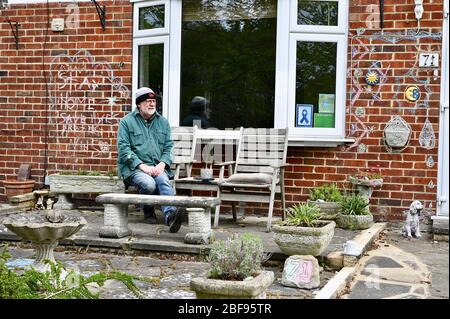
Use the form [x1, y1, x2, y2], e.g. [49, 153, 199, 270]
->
[437, 3, 449, 217]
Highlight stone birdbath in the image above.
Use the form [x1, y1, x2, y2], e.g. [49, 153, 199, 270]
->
[2, 210, 86, 272]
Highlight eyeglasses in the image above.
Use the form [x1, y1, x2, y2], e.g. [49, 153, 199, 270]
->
[142, 99, 156, 104]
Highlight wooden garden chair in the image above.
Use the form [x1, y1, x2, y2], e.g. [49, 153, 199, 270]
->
[214, 127, 290, 232]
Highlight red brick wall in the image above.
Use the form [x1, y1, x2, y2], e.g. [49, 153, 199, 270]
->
[285, 0, 443, 220]
[0, 0, 444, 221]
[0, 0, 132, 198]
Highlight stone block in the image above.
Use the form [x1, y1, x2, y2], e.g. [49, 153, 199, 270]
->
[343, 255, 358, 267]
[281, 255, 320, 289]
[326, 251, 344, 270]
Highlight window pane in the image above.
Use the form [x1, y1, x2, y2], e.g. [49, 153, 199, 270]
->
[139, 5, 165, 30]
[297, 0, 338, 26]
[180, 0, 277, 129]
[138, 44, 164, 113]
[295, 41, 336, 128]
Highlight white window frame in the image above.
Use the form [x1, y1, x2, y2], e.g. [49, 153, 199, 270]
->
[287, 33, 347, 138]
[132, 36, 170, 117]
[290, 0, 347, 34]
[274, 0, 349, 142]
[133, 0, 170, 38]
[131, 0, 351, 145]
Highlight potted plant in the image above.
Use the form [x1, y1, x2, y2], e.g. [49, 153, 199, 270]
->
[272, 202, 335, 256]
[308, 183, 343, 220]
[336, 194, 373, 230]
[348, 169, 383, 199]
[190, 233, 274, 299]
[49, 170, 124, 209]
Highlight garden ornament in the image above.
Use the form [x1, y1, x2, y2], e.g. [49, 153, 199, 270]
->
[402, 200, 423, 239]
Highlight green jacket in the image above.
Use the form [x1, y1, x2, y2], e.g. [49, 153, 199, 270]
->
[117, 109, 174, 180]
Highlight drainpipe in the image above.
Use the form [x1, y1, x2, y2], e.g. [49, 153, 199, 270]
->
[437, 3, 449, 216]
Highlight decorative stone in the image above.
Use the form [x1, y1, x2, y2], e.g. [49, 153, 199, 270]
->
[419, 118, 436, 149]
[355, 107, 365, 118]
[272, 221, 335, 256]
[357, 143, 367, 153]
[281, 255, 320, 289]
[426, 155, 435, 168]
[383, 116, 411, 150]
[190, 271, 274, 299]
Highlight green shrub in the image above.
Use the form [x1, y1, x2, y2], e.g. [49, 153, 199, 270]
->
[340, 194, 371, 216]
[309, 183, 343, 202]
[284, 202, 322, 227]
[0, 245, 146, 299]
[208, 233, 266, 281]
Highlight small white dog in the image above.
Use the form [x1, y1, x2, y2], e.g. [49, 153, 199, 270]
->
[402, 200, 423, 239]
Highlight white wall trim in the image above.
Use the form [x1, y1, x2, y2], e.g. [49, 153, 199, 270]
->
[437, 3, 449, 216]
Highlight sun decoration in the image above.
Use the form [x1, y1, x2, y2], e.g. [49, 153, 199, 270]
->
[364, 70, 380, 86]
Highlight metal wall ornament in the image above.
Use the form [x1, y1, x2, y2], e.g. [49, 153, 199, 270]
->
[383, 116, 412, 153]
[419, 118, 436, 149]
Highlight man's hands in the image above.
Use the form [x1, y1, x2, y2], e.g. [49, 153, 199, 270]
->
[153, 162, 166, 176]
[138, 162, 166, 177]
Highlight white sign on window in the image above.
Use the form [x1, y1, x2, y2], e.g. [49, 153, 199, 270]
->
[419, 53, 439, 68]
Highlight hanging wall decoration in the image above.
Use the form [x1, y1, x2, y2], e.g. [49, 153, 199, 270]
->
[419, 118, 436, 149]
[426, 155, 435, 168]
[365, 70, 381, 86]
[357, 143, 367, 153]
[355, 107, 365, 118]
[404, 85, 421, 102]
[383, 116, 412, 153]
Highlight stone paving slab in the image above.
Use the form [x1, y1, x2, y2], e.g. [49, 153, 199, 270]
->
[3, 244, 335, 299]
[341, 226, 448, 299]
[0, 208, 371, 299]
[0, 209, 359, 260]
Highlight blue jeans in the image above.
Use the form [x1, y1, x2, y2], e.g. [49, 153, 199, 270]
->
[126, 171, 176, 224]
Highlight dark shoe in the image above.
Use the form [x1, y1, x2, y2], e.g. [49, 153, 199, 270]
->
[167, 209, 183, 233]
[143, 209, 157, 224]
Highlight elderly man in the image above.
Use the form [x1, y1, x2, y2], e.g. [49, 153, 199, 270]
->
[117, 87, 182, 233]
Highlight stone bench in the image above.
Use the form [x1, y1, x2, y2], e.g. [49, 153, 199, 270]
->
[95, 193, 220, 244]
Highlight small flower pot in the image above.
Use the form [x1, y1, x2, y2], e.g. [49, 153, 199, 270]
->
[2, 179, 35, 199]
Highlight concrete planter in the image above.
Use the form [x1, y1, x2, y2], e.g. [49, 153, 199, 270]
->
[272, 221, 335, 256]
[49, 174, 124, 209]
[308, 200, 340, 220]
[336, 213, 373, 230]
[190, 271, 274, 299]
